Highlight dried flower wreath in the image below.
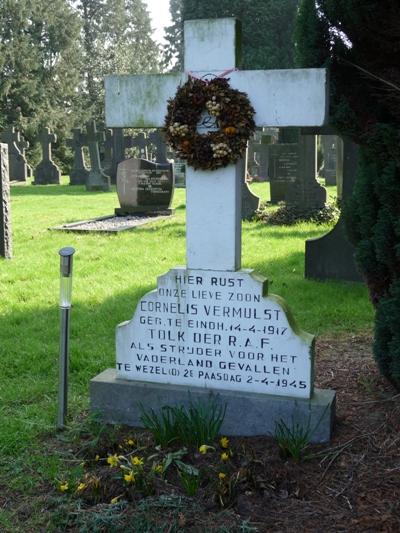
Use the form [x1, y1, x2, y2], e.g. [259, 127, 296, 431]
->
[164, 76, 255, 171]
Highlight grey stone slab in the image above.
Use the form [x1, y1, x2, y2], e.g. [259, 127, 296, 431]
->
[50, 214, 169, 233]
[242, 180, 260, 220]
[0, 127, 29, 182]
[90, 368, 336, 443]
[33, 127, 61, 185]
[305, 138, 362, 282]
[66, 128, 89, 185]
[0, 143, 12, 258]
[85, 121, 110, 191]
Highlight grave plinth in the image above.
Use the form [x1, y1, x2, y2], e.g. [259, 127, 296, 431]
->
[91, 17, 335, 442]
[0, 143, 12, 258]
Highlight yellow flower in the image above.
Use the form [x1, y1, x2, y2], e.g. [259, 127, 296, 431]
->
[76, 482, 86, 492]
[124, 471, 135, 484]
[152, 464, 163, 474]
[110, 496, 120, 505]
[59, 481, 69, 492]
[199, 444, 210, 454]
[126, 438, 135, 446]
[218, 472, 226, 480]
[107, 454, 120, 467]
[131, 456, 144, 466]
[221, 452, 230, 462]
[95, 454, 100, 462]
[219, 437, 229, 449]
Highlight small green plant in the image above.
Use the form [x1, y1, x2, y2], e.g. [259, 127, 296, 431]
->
[139, 405, 178, 447]
[139, 396, 226, 448]
[274, 419, 313, 463]
[177, 462, 200, 496]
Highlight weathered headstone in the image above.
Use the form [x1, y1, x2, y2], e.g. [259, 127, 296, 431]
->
[0, 127, 29, 182]
[243, 151, 260, 220]
[15, 134, 32, 178]
[131, 132, 149, 160]
[268, 142, 299, 203]
[253, 134, 272, 181]
[148, 131, 168, 164]
[115, 158, 174, 215]
[320, 135, 337, 185]
[305, 136, 362, 282]
[173, 161, 186, 188]
[33, 127, 61, 185]
[91, 18, 335, 442]
[0, 144, 12, 258]
[285, 134, 327, 209]
[102, 128, 114, 179]
[66, 128, 89, 185]
[85, 121, 110, 191]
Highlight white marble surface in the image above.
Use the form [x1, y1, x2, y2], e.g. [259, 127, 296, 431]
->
[116, 268, 314, 399]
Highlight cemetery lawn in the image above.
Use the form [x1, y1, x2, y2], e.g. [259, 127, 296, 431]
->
[3, 180, 398, 532]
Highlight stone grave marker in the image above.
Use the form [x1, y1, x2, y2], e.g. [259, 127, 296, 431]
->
[0, 127, 29, 182]
[101, 127, 114, 179]
[0, 143, 12, 258]
[131, 132, 150, 160]
[173, 160, 186, 188]
[268, 142, 299, 203]
[285, 134, 327, 209]
[148, 131, 168, 164]
[85, 120, 110, 191]
[91, 18, 335, 442]
[253, 134, 272, 182]
[15, 134, 32, 179]
[320, 135, 337, 185]
[242, 153, 260, 220]
[305, 135, 362, 282]
[106, 128, 131, 184]
[33, 127, 61, 185]
[67, 127, 89, 185]
[115, 158, 174, 216]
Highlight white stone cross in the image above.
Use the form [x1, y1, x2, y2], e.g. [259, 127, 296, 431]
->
[105, 18, 328, 271]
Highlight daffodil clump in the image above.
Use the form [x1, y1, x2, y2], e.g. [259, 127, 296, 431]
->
[56, 429, 241, 509]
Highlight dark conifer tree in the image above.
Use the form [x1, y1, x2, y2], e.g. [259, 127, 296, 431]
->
[295, 0, 400, 388]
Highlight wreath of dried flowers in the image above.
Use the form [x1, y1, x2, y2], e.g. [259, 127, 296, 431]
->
[164, 76, 256, 171]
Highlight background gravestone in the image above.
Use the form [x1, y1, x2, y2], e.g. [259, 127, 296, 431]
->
[131, 132, 150, 160]
[148, 131, 168, 164]
[305, 137, 362, 282]
[67, 127, 89, 185]
[115, 158, 174, 216]
[285, 134, 327, 209]
[320, 135, 337, 185]
[85, 121, 110, 191]
[242, 152, 260, 220]
[173, 160, 186, 188]
[268, 142, 299, 203]
[33, 127, 61, 185]
[15, 134, 32, 179]
[0, 143, 12, 259]
[253, 134, 272, 181]
[0, 127, 29, 183]
[101, 127, 114, 179]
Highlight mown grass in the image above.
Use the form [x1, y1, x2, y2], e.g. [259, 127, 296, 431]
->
[0, 178, 373, 529]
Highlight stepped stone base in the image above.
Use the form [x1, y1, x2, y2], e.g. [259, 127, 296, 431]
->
[90, 369, 336, 443]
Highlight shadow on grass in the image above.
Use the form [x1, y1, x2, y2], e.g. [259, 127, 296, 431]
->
[11, 184, 116, 197]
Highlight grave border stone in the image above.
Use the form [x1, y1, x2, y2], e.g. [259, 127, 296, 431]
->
[0, 143, 12, 258]
[302, 127, 362, 282]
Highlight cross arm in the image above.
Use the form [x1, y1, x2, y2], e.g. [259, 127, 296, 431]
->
[105, 68, 328, 129]
[105, 73, 183, 129]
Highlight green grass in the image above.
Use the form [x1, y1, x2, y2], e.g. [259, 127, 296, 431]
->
[0, 178, 373, 525]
